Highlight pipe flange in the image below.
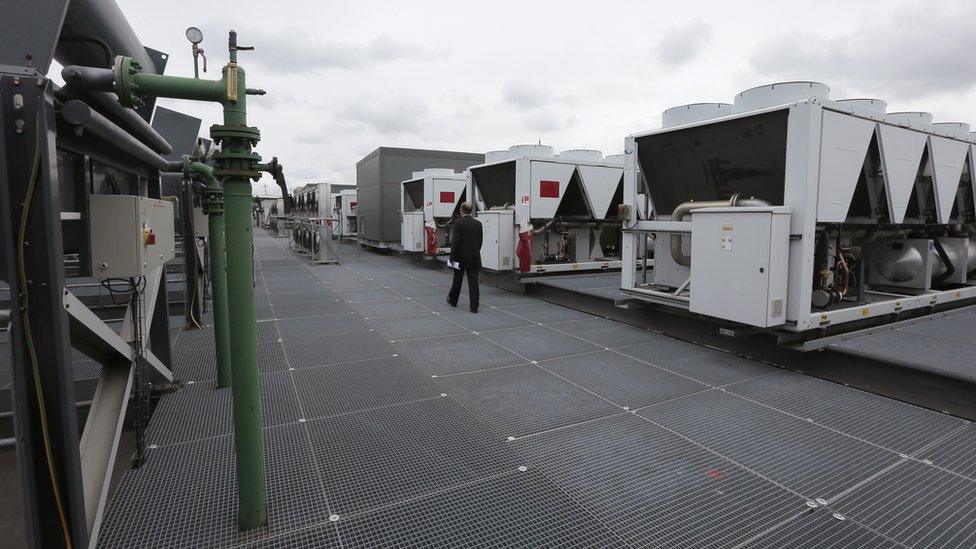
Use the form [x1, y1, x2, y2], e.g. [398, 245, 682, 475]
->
[209, 124, 261, 145]
[114, 56, 144, 109]
[214, 168, 263, 180]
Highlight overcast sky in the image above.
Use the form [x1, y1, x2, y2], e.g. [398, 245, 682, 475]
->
[115, 0, 976, 197]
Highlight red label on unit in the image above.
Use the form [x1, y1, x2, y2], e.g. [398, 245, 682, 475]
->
[539, 180, 560, 198]
[439, 191, 455, 203]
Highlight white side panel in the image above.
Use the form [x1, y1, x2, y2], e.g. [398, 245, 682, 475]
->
[430, 178, 467, 220]
[816, 111, 875, 222]
[877, 125, 928, 223]
[929, 136, 969, 222]
[528, 161, 576, 219]
[578, 165, 623, 220]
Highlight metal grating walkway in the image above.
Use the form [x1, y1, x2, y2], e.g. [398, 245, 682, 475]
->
[830, 307, 976, 383]
[96, 231, 976, 548]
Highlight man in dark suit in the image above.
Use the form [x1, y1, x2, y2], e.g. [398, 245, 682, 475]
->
[447, 202, 483, 313]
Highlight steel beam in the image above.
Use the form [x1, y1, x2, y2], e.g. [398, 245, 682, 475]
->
[1, 72, 88, 548]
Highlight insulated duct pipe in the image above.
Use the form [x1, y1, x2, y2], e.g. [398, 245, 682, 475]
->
[670, 194, 770, 266]
[57, 75, 172, 154]
[55, 0, 158, 74]
[60, 100, 171, 171]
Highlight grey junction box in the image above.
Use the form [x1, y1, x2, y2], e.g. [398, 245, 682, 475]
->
[356, 147, 484, 246]
[689, 206, 791, 327]
[89, 194, 176, 278]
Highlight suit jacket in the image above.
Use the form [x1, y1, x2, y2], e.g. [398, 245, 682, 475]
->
[449, 215, 483, 269]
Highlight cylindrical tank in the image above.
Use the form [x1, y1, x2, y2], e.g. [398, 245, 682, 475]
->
[872, 242, 924, 283]
[604, 154, 626, 166]
[836, 98, 887, 116]
[733, 81, 830, 113]
[557, 149, 603, 162]
[932, 122, 971, 139]
[508, 144, 554, 158]
[485, 150, 510, 163]
[662, 103, 733, 128]
[887, 112, 934, 129]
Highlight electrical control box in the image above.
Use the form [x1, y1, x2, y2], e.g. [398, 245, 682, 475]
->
[89, 195, 176, 278]
[479, 209, 515, 270]
[689, 206, 791, 327]
[401, 211, 425, 252]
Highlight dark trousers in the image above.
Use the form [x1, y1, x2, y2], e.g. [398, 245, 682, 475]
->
[448, 266, 480, 311]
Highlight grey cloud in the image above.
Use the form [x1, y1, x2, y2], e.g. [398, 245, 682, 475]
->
[522, 109, 578, 133]
[337, 93, 430, 134]
[503, 81, 548, 109]
[750, 2, 976, 98]
[656, 20, 713, 67]
[238, 29, 428, 73]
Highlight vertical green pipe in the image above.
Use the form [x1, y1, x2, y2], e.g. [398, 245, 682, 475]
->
[118, 30, 268, 530]
[208, 210, 231, 388]
[213, 35, 268, 530]
[187, 157, 233, 389]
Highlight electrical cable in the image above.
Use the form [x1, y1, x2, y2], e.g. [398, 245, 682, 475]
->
[17, 118, 73, 548]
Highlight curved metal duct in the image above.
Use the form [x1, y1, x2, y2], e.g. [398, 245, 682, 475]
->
[670, 195, 771, 266]
[662, 103, 733, 128]
[56, 0, 157, 73]
[733, 81, 829, 113]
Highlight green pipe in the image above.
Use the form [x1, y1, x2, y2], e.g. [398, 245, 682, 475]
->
[183, 157, 232, 390]
[116, 30, 268, 530]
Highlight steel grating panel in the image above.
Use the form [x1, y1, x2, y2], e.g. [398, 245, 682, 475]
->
[281, 332, 398, 369]
[617, 335, 771, 385]
[255, 305, 275, 321]
[392, 283, 452, 298]
[830, 329, 976, 382]
[274, 300, 354, 320]
[269, 290, 337, 308]
[409, 294, 471, 312]
[918, 423, 976, 478]
[498, 301, 595, 323]
[276, 314, 372, 342]
[440, 308, 534, 332]
[543, 350, 708, 409]
[743, 508, 902, 548]
[726, 369, 967, 454]
[830, 459, 976, 548]
[639, 389, 902, 500]
[367, 313, 468, 341]
[514, 413, 805, 548]
[394, 333, 526, 375]
[145, 372, 300, 447]
[335, 287, 404, 303]
[175, 321, 279, 350]
[304, 396, 523, 516]
[170, 341, 288, 381]
[548, 316, 655, 348]
[435, 363, 620, 438]
[898, 310, 976, 342]
[348, 299, 431, 318]
[337, 470, 625, 548]
[293, 356, 441, 419]
[97, 424, 330, 548]
[482, 325, 601, 361]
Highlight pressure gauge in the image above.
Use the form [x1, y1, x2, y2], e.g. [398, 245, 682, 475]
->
[185, 27, 204, 45]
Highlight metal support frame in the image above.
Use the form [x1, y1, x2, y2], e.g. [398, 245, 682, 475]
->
[0, 70, 88, 548]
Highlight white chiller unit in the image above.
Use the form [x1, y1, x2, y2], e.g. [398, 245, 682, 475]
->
[620, 82, 976, 338]
[468, 145, 628, 273]
[333, 189, 358, 238]
[291, 182, 353, 258]
[400, 169, 468, 255]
